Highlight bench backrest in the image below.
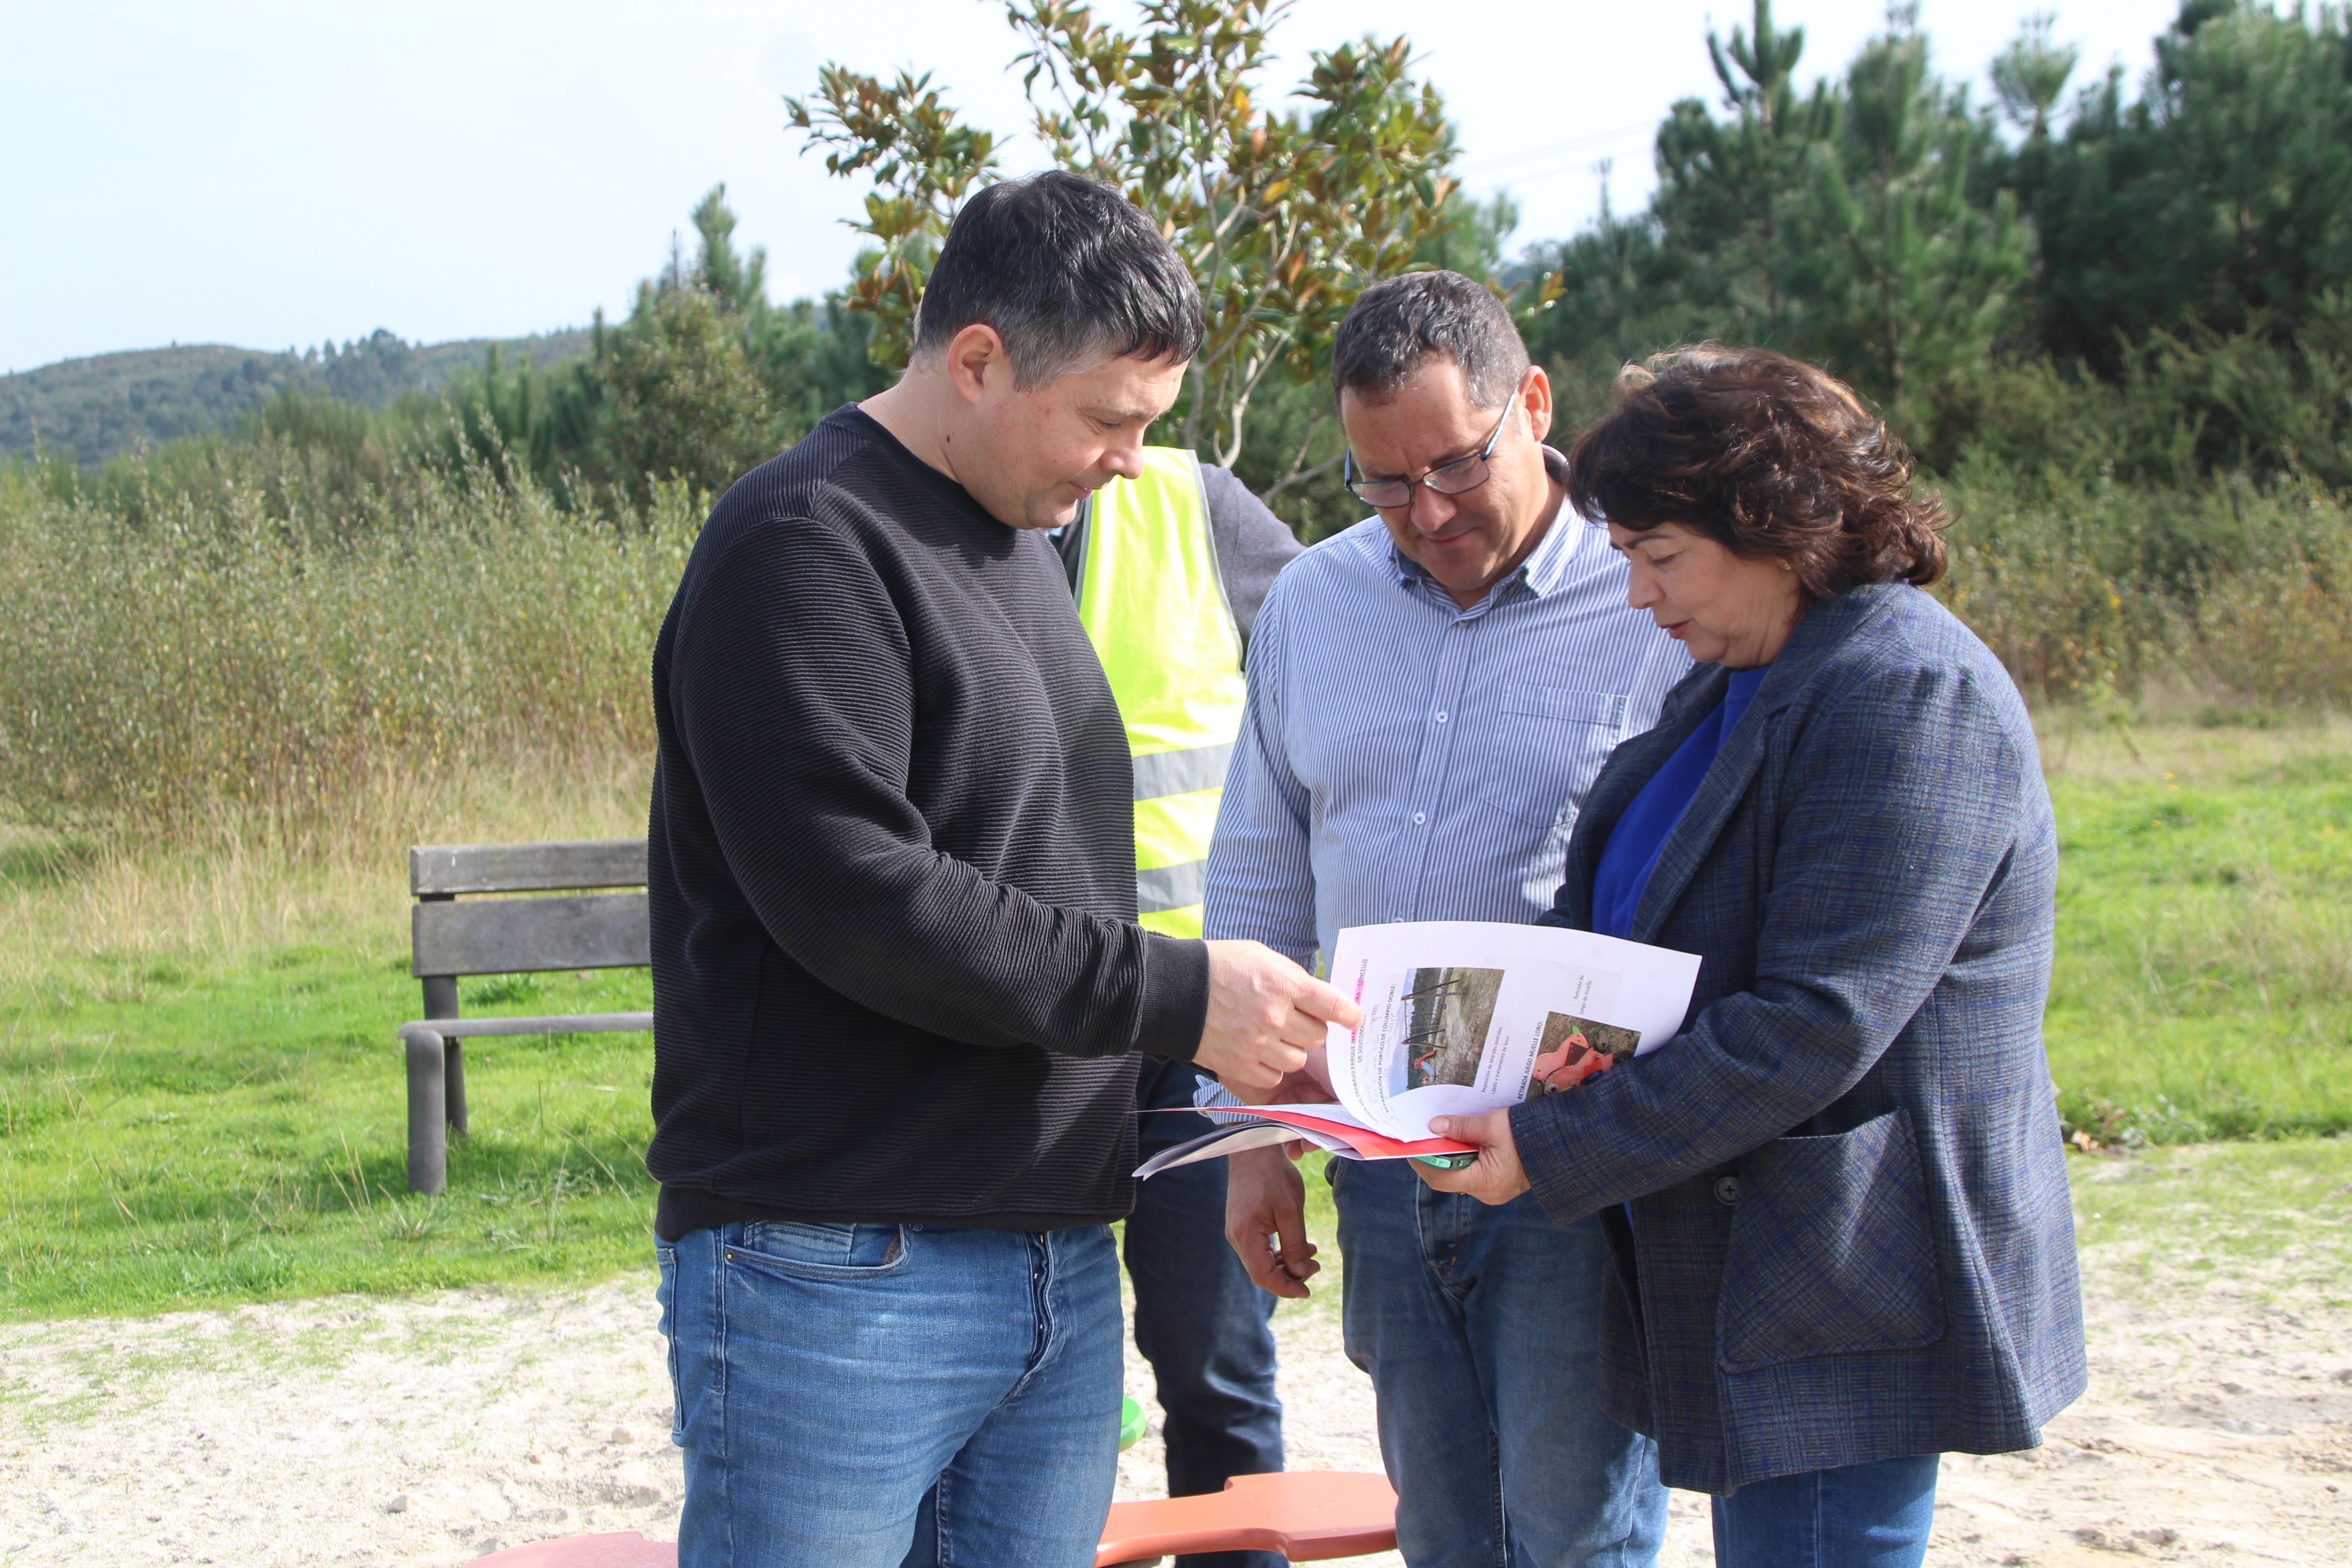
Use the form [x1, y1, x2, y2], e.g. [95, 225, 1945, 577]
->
[410, 838, 650, 981]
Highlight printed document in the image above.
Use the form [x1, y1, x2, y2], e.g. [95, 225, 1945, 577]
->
[1136, 921, 1699, 1176]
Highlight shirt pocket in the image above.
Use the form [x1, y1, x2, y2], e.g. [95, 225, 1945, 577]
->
[1501, 686, 1632, 728]
[1469, 686, 1630, 832]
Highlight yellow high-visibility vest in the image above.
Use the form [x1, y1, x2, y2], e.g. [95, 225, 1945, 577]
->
[1075, 447, 1248, 938]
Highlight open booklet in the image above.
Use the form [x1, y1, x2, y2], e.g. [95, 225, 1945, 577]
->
[1137, 921, 1701, 1177]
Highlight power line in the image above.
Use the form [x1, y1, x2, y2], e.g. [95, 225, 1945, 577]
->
[1454, 118, 1656, 178]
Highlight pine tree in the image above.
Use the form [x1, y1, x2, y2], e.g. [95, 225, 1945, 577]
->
[1991, 12, 2079, 140]
[2015, 0, 2352, 368]
[1647, 0, 1841, 345]
[1779, 8, 2027, 431]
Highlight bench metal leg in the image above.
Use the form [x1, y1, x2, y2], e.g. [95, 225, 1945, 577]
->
[420, 973, 466, 1139]
[445, 1039, 468, 1138]
[405, 1028, 447, 1195]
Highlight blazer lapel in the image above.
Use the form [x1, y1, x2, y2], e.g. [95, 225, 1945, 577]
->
[1627, 586, 1903, 945]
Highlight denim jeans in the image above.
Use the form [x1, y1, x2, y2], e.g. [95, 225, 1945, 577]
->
[656, 1220, 1123, 1568]
[1127, 1063, 1285, 1568]
[1331, 1157, 1668, 1568]
[1711, 1454, 1940, 1568]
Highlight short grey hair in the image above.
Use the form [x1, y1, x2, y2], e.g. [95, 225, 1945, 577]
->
[1330, 270, 1530, 410]
[911, 172, 1205, 388]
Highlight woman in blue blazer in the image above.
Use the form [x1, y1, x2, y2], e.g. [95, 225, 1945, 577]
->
[1420, 348, 2086, 1567]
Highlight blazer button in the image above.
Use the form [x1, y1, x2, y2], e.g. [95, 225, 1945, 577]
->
[1713, 1176, 1740, 1206]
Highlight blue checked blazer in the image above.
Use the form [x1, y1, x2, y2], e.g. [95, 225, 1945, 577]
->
[1511, 581, 2087, 1494]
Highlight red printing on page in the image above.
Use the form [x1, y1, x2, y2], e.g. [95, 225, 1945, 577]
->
[1236, 1106, 1477, 1160]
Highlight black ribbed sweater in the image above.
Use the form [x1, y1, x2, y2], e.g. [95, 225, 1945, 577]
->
[646, 407, 1211, 1236]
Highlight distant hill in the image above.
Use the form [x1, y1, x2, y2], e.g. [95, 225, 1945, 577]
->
[0, 328, 595, 466]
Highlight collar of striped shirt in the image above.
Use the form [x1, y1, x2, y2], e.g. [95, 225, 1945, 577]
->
[1379, 445, 1588, 605]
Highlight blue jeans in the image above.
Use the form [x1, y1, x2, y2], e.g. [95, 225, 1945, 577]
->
[1128, 1063, 1285, 1568]
[656, 1220, 1123, 1568]
[1711, 1454, 1939, 1568]
[1331, 1157, 1667, 1568]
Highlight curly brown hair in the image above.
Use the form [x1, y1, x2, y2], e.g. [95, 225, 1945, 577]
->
[1565, 346, 1946, 596]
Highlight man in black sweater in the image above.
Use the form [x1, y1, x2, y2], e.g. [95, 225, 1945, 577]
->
[647, 172, 1357, 1568]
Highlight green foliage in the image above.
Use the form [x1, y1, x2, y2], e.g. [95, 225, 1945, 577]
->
[1990, 12, 2079, 140]
[789, 0, 1528, 490]
[1011, 0, 1469, 470]
[1777, 16, 2028, 438]
[1, 346, 297, 466]
[422, 343, 606, 498]
[568, 184, 889, 499]
[679, 184, 893, 444]
[2014, 0, 2352, 371]
[5, 186, 884, 505]
[1938, 292, 2352, 489]
[1648, 0, 1841, 349]
[747, 296, 893, 443]
[1934, 460, 2352, 704]
[786, 69, 1002, 370]
[596, 284, 774, 503]
[1531, 0, 2352, 486]
[1532, 2, 2027, 442]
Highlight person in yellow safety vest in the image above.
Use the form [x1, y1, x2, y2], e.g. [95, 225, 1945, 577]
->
[1052, 446, 1302, 1568]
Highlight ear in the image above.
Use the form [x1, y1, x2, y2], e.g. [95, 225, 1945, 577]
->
[942, 323, 1009, 408]
[1521, 366, 1554, 445]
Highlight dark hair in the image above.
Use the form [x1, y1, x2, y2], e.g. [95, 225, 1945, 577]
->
[1566, 346, 1946, 594]
[1331, 270, 1530, 410]
[911, 172, 1204, 387]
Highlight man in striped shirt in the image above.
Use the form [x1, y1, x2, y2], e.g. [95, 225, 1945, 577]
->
[1205, 272, 1689, 1567]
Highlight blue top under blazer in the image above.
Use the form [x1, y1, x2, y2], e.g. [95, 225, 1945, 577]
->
[1514, 579, 2087, 1494]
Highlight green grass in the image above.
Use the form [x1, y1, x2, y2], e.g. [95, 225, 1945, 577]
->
[4, 720, 2348, 1322]
[2068, 1137, 2352, 1308]
[0, 946, 657, 1321]
[2042, 737, 2352, 1142]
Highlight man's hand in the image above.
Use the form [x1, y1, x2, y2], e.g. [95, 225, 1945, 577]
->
[1195, 941, 1362, 1100]
[1225, 1143, 1319, 1298]
[1251, 1044, 1335, 1107]
[1412, 1109, 1532, 1205]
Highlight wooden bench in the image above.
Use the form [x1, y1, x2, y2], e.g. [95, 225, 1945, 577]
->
[466, 1470, 1400, 1567]
[398, 837, 653, 1195]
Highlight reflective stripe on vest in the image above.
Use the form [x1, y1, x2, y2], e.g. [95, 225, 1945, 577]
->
[1075, 447, 1248, 939]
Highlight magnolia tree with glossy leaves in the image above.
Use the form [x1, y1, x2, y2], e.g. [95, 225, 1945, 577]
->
[788, 0, 1551, 496]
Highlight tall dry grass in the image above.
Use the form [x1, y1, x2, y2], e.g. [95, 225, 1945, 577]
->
[0, 441, 696, 848]
[0, 760, 653, 998]
[0, 439, 690, 987]
[2, 430, 2349, 991]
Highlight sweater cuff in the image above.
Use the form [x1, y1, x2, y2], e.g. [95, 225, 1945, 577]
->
[1132, 933, 1211, 1062]
[1510, 1096, 1610, 1227]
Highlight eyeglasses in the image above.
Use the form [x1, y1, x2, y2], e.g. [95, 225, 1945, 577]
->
[1343, 398, 1516, 510]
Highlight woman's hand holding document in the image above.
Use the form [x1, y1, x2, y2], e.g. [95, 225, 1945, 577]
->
[1137, 921, 1700, 1178]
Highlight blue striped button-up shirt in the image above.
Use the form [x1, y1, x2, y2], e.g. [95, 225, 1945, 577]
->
[1203, 481, 1690, 964]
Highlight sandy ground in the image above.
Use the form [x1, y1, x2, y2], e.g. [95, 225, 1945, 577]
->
[3, 1210, 2346, 1567]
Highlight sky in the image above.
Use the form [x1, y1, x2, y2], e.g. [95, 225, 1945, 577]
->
[1, 0, 2190, 373]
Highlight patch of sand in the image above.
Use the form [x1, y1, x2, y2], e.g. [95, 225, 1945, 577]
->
[2, 1222, 2344, 1565]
